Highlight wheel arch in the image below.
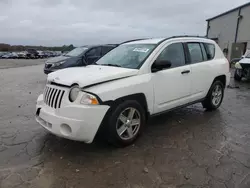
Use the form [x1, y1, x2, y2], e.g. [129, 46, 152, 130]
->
[213, 75, 226, 88]
[107, 93, 149, 117]
[94, 93, 149, 142]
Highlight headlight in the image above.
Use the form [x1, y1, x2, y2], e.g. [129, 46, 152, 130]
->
[69, 86, 80, 102]
[81, 93, 99, 105]
[54, 61, 66, 67]
[235, 62, 242, 69]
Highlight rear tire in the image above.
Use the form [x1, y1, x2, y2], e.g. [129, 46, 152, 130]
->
[202, 80, 224, 111]
[106, 100, 146, 147]
[234, 69, 242, 81]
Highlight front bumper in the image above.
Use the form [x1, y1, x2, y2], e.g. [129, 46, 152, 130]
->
[44, 69, 54, 74]
[36, 94, 110, 143]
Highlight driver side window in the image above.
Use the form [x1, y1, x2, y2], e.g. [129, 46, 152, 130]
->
[156, 43, 185, 68]
[86, 47, 101, 57]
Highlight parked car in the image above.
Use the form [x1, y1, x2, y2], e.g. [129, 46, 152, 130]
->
[17, 51, 27, 59]
[43, 44, 118, 74]
[36, 36, 230, 147]
[0, 52, 7, 58]
[2, 52, 18, 59]
[11, 52, 19, 59]
[44, 51, 54, 58]
[26, 49, 39, 59]
[234, 49, 250, 81]
[1, 52, 11, 59]
[37, 51, 46, 58]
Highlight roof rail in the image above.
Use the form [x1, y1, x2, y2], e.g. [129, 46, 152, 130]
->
[120, 38, 149, 45]
[169, 35, 207, 39]
[157, 35, 208, 45]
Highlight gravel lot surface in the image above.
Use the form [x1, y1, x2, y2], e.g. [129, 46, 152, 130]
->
[0, 59, 46, 69]
[0, 62, 250, 188]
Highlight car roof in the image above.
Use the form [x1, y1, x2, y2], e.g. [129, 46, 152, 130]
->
[123, 36, 214, 45]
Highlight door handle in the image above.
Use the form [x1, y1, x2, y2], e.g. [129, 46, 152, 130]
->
[181, 70, 190, 74]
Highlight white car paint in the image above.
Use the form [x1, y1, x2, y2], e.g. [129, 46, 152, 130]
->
[239, 57, 250, 64]
[36, 37, 230, 143]
[47, 65, 139, 88]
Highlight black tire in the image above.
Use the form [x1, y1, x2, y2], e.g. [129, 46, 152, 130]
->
[202, 80, 224, 111]
[234, 69, 242, 81]
[106, 100, 146, 147]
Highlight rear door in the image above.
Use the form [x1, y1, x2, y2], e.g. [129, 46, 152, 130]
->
[85, 47, 102, 64]
[186, 42, 215, 101]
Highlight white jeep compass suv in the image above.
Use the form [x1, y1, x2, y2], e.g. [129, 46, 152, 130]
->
[36, 36, 230, 147]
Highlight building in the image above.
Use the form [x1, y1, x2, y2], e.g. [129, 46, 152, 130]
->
[206, 2, 250, 60]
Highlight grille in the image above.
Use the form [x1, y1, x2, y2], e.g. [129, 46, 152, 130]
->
[45, 64, 52, 69]
[43, 86, 65, 109]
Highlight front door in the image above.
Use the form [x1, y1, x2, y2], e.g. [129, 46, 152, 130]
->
[152, 42, 192, 113]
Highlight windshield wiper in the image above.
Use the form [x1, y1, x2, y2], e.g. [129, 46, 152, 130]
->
[99, 64, 122, 67]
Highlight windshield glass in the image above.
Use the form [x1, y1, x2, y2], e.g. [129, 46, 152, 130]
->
[65, 47, 88, 57]
[96, 44, 156, 69]
[246, 53, 250, 58]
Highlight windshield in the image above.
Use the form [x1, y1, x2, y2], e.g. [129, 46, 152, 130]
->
[246, 53, 250, 58]
[65, 47, 88, 57]
[96, 44, 156, 69]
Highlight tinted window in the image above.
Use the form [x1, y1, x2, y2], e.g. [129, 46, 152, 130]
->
[204, 43, 215, 60]
[102, 46, 115, 55]
[65, 47, 88, 57]
[156, 43, 185, 68]
[86, 47, 101, 57]
[187, 43, 203, 63]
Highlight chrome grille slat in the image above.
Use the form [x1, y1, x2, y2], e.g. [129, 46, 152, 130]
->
[45, 88, 51, 104]
[49, 89, 56, 107]
[43, 87, 48, 102]
[43, 85, 65, 109]
[52, 90, 59, 108]
[55, 90, 61, 109]
[58, 91, 65, 108]
[47, 88, 52, 106]
[45, 87, 50, 104]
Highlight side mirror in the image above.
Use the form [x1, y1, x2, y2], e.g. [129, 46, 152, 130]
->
[152, 60, 172, 72]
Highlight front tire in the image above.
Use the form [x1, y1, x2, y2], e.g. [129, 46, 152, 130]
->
[202, 80, 224, 111]
[234, 69, 242, 81]
[106, 100, 146, 147]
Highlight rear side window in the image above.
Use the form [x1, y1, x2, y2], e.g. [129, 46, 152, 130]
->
[187, 43, 203, 63]
[204, 43, 215, 60]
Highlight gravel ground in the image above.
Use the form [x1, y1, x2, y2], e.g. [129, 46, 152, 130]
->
[0, 59, 46, 69]
[0, 64, 250, 188]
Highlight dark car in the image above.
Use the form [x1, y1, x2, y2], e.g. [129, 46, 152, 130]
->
[44, 44, 118, 74]
[26, 49, 39, 59]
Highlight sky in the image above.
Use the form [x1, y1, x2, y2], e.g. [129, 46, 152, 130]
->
[0, 0, 249, 46]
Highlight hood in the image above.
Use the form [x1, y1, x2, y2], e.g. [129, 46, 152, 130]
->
[47, 65, 139, 88]
[46, 56, 70, 64]
[239, 58, 250, 64]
